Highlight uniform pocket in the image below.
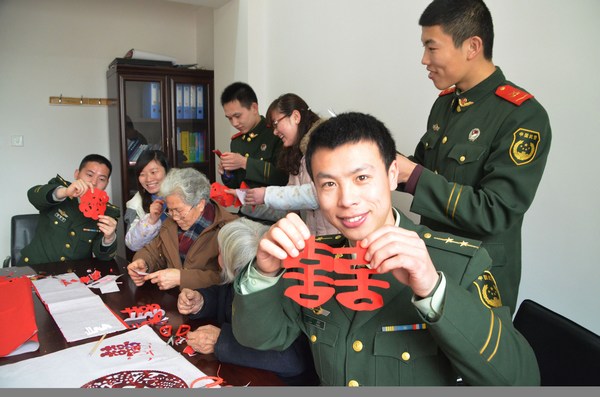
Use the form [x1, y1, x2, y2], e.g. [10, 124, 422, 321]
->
[446, 144, 487, 182]
[303, 314, 339, 385]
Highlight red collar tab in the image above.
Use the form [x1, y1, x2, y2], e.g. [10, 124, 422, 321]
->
[495, 85, 533, 106]
[439, 87, 456, 96]
[231, 131, 244, 140]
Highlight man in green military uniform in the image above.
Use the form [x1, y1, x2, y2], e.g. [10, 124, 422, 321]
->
[396, 0, 551, 313]
[18, 154, 120, 265]
[232, 113, 539, 386]
[219, 82, 288, 189]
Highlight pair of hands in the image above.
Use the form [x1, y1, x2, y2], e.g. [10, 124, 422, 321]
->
[257, 213, 440, 298]
[127, 260, 181, 290]
[58, 180, 117, 243]
[217, 152, 247, 175]
[177, 288, 220, 354]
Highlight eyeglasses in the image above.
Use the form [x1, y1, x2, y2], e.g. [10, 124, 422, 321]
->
[272, 114, 288, 129]
[165, 205, 194, 220]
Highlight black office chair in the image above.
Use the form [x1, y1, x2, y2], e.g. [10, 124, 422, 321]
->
[4, 214, 39, 267]
[513, 299, 600, 386]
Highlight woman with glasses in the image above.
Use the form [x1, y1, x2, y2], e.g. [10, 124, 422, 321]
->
[124, 150, 170, 252]
[244, 93, 338, 235]
[127, 168, 238, 290]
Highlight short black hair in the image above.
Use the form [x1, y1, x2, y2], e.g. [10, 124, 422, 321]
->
[305, 112, 397, 180]
[79, 154, 112, 177]
[220, 82, 258, 109]
[419, 0, 494, 60]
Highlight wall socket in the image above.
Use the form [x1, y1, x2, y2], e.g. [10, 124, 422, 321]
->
[11, 135, 24, 147]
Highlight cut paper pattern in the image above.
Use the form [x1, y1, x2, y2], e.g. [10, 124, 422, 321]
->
[82, 370, 188, 388]
[121, 303, 168, 328]
[209, 181, 248, 208]
[283, 236, 390, 311]
[79, 188, 109, 220]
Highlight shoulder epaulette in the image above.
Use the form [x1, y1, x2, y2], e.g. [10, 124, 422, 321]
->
[55, 174, 69, 187]
[495, 85, 533, 106]
[420, 230, 481, 257]
[439, 87, 456, 96]
[231, 131, 243, 140]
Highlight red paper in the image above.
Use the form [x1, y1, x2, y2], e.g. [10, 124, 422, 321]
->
[209, 182, 248, 208]
[79, 189, 109, 219]
[0, 276, 40, 357]
[282, 236, 390, 311]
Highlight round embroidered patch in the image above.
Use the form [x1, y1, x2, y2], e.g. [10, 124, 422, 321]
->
[473, 271, 502, 308]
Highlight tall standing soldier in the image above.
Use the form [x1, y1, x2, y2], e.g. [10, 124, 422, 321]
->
[395, 0, 552, 313]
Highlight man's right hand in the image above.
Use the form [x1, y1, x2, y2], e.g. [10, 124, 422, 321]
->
[256, 213, 311, 276]
[56, 179, 94, 199]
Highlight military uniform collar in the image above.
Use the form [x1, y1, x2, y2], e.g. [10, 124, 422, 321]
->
[231, 116, 267, 140]
[452, 67, 505, 113]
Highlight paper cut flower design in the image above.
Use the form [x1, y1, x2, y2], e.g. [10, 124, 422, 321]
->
[79, 189, 109, 220]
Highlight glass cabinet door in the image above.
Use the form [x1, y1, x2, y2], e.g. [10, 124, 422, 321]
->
[123, 80, 164, 198]
[173, 81, 211, 177]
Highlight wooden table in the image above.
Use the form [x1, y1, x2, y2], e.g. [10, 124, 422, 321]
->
[0, 258, 285, 387]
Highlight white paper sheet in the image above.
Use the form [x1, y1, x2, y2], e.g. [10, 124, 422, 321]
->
[32, 273, 127, 342]
[0, 326, 211, 388]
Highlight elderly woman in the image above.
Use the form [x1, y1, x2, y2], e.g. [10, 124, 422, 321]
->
[177, 218, 318, 385]
[127, 168, 238, 290]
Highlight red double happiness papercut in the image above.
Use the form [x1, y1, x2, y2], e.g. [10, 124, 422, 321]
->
[282, 236, 390, 311]
[79, 189, 109, 220]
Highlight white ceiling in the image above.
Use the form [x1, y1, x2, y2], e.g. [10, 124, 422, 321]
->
[166, 0, 230, 9]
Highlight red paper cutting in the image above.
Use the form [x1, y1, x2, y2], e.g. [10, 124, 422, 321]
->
[282, 236, 390, 311]
[79, 189, 109, 220]
[209, 182, 248, 208]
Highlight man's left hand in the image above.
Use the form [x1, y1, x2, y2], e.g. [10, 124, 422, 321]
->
[97, 215, 117, 244]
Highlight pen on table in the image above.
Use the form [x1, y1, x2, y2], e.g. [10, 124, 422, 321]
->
[83, 228, 101, 233]
[88, 333, 107, 356]
[381, 323, 427, 332]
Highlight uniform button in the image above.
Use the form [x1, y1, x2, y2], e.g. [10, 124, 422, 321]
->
[60, 257, 66, 262]
[401, 352, 411, 361]
[459, 155, 466, 163]
[88, 239, 92, 243]
[24, 257, 29, 263]
[442, 136, 448, 144]
[260, 157, 264, 160]
[245, 153, 249, 157]
[424, 233, 432, 239]
[65, 243, 71, 249]
[54, 221, 58, 225]
[310, 335, 317, 343]
[348, 380, 359, 387]
[70, 231, 76, 236]
[352, 340, 363, 352]
[434, 170, 438, 174]
[424, 142, 429, 148]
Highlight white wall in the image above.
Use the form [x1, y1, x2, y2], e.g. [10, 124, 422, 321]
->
[213, 0, 600, 334]
[0, 0, 213, 259]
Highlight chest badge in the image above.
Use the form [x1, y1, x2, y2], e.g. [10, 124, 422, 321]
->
[468, 128, 481, 142]
[55, 209, 68, 223]
[432, 123, 440, 132]
[260, 143, 267, 152]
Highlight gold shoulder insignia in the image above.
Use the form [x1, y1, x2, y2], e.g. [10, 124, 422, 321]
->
[473, 271, 502, 308]
[509, 128, 540, 166]
[422, 231, 481, 257]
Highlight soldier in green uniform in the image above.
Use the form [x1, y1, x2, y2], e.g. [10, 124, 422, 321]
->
[232, 113, 539, 386]
[396, 0, 551, 313]
[18, 154, 120, 265]
[219, 82, 288, 189]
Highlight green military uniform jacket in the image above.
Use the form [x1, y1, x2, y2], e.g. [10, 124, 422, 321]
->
[18, 175, 120, 265]
[224, 116, 288, 189]
[405, 67, 551, 313]
[232, 212, 539, 386]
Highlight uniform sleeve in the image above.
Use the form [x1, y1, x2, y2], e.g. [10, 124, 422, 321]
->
[264, 183, 319, 210]
[411, 102, 551, 235]
[125, 213, 162, 251]
[232, 265, 301, 352]
[27, 180, 63, 211]
[425, 249, 540, 385]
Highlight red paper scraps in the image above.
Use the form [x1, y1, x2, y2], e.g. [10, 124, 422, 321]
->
[282, 236, 390, 311]
[79, 189, 109, 220]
